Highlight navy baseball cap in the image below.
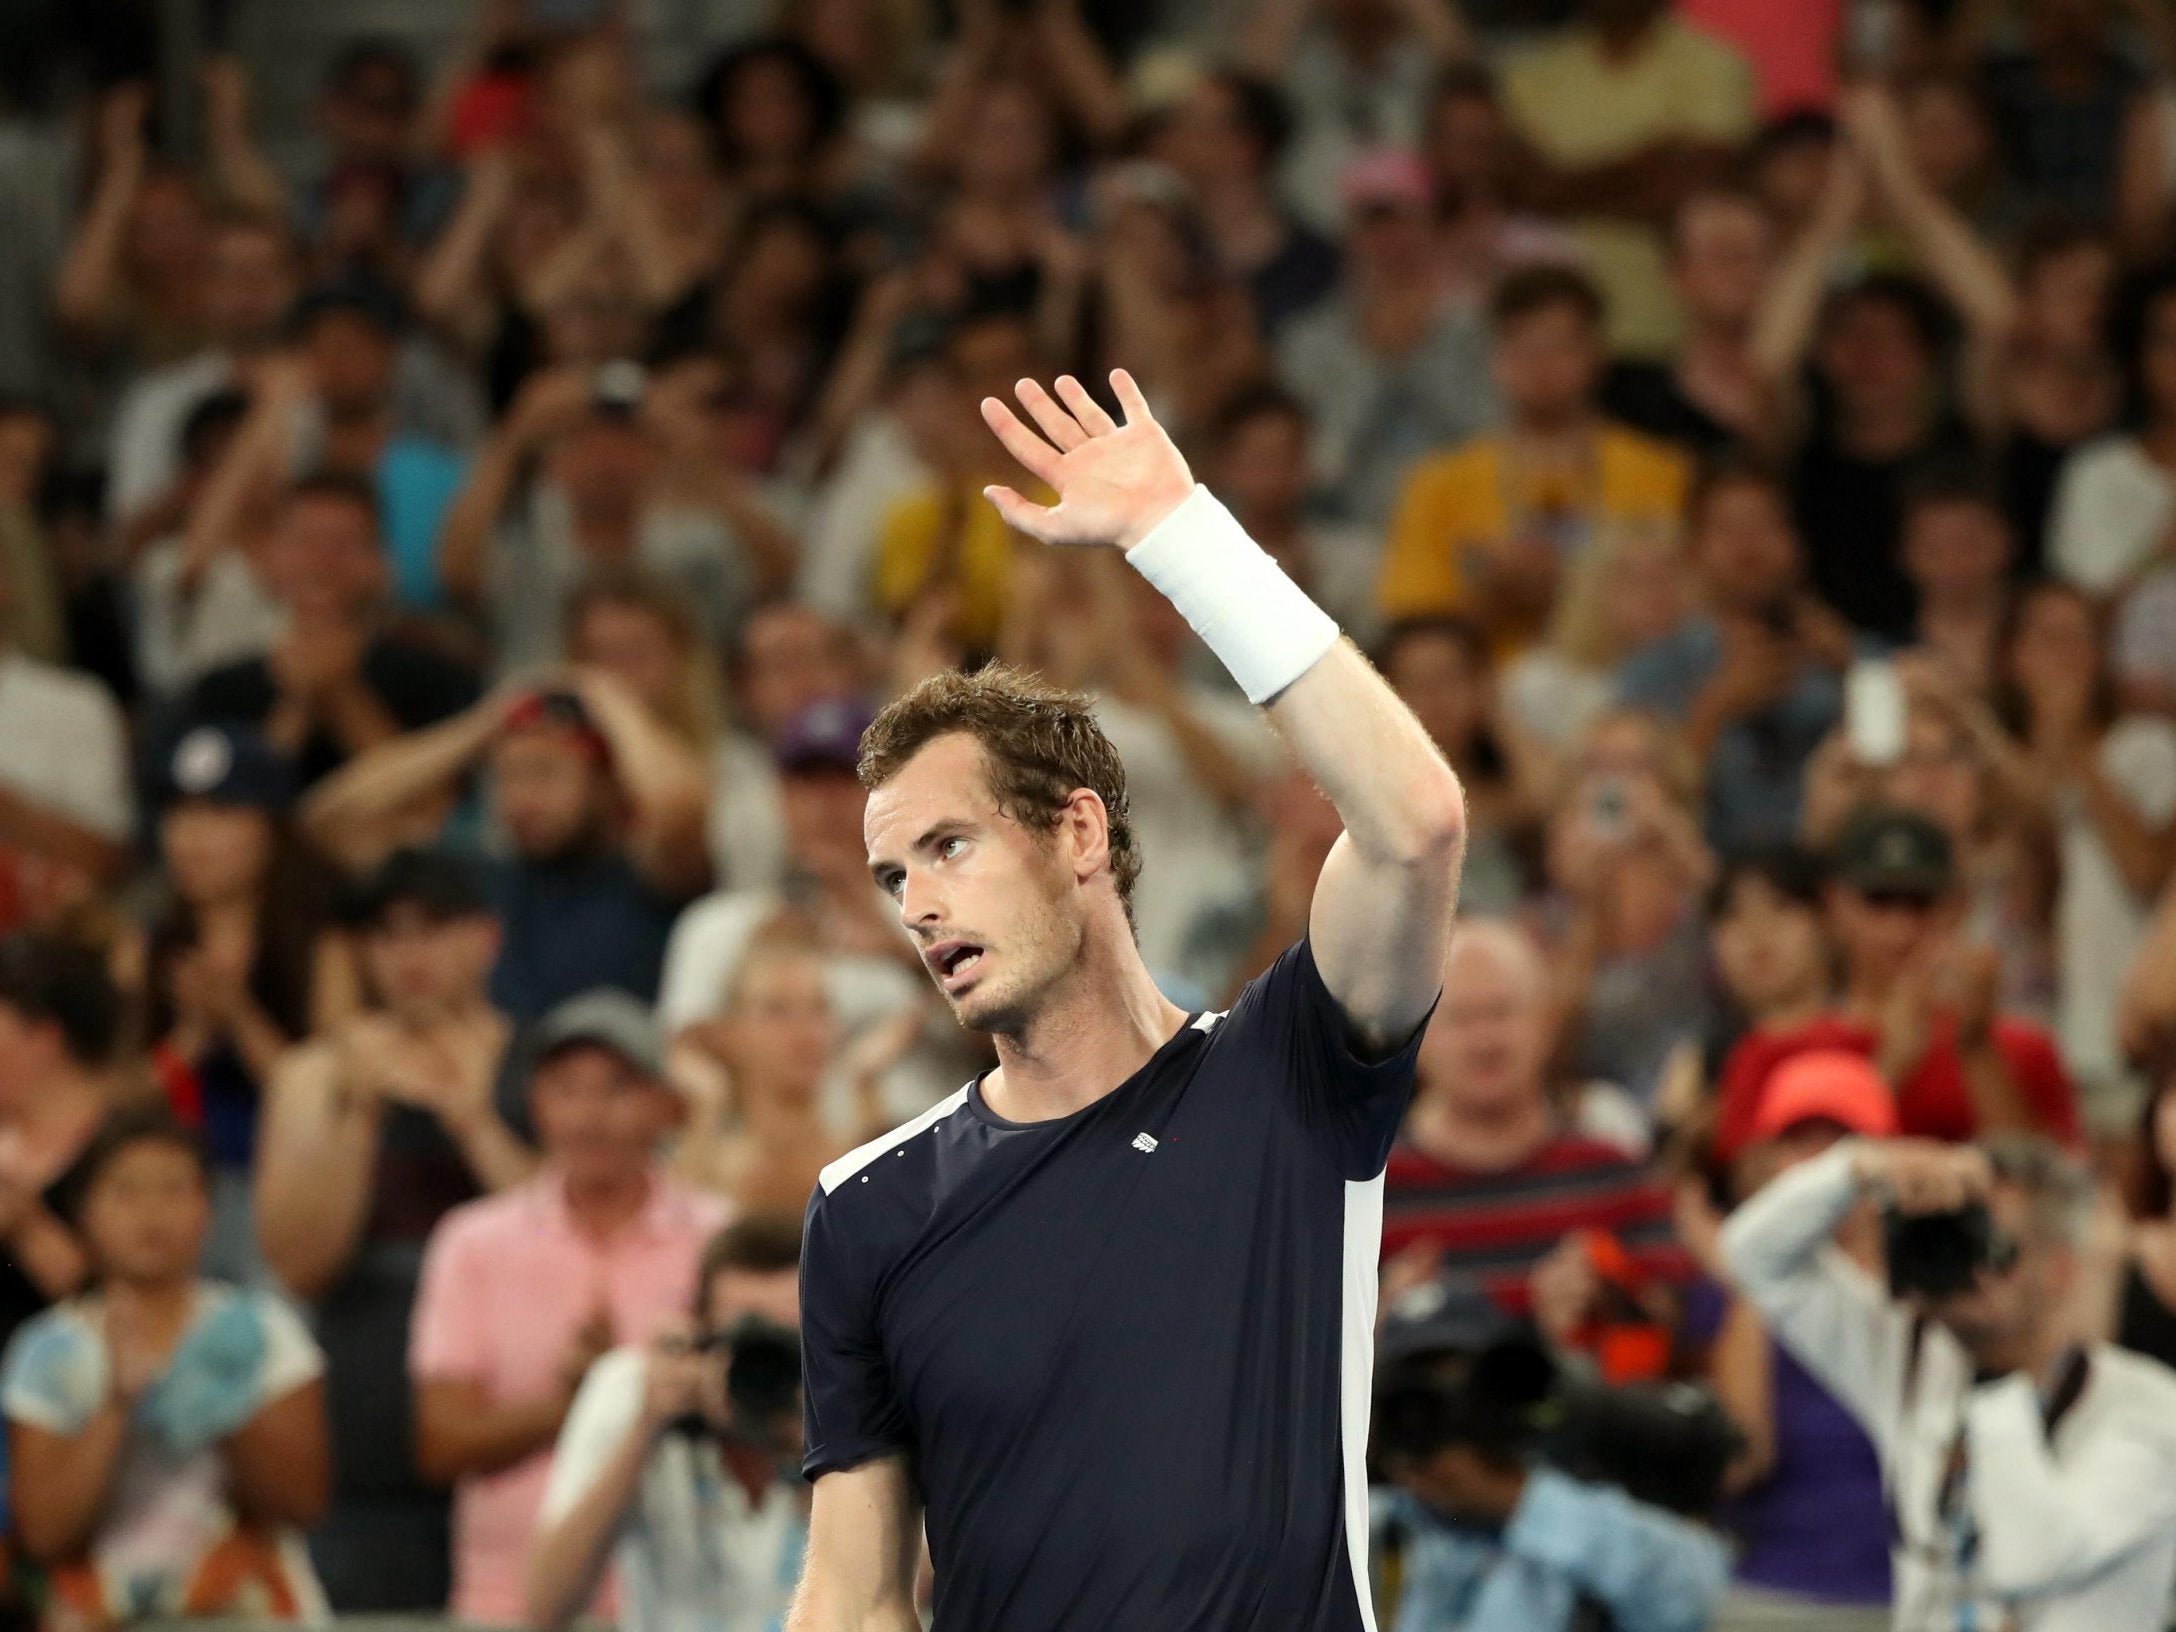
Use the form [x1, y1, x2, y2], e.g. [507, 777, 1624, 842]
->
[774, 696, 873, 776]
[151, 724, 294, 813]
[1377, 1277, 1520, 1366]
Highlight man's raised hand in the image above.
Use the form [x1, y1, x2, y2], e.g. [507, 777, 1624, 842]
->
[980, 370, 1196, 551]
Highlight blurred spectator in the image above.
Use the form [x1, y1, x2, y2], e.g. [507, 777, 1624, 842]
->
[1996, 580, 2176, 1105]
[1995, 223, 2118, 568]
[0, 934, 124, 1357]
[296, 41, 457, 289]
[303, 679, 709, 1017]
[1705, 849, 1836, 1070]
[2049, 264, 2176, 601]
[1381, 921, 1691, 1339]
[658, 697, 939, 1109]
[1616, 458, 1850, 855]
[1498, 0, 1757, 359]
[1277, 152, 1498, 530]
[439, 360, 793, 676]
[1369, 1287, 1731, 1632]
[255, 848, 533, 1612]
[1604, 189, 1775, 455]
[0, 548, 132, 922]
[1, 1106, 331, 1624]
[1754, 88, 2012, 641]
[103, 210, 300, 534]
[1197, 384, 1387, 646]
[1420, 67, 1578, 310]
[409, 990, 724, 1627]
[142, 723, 359, 1280]
[1724, 1134, 2176, 1631]
[2118, 1067, 2176, 1367]
[1154, 69, 1340, 337]
[1379, 267, 1690, 657]
[693, 36, 859, 210]
[1899, 464, 2020, 695]
[1380, 617, 1541, 916]
[672, 929, 907, 1215]
[169, 471, 481, 788]
[528, 1215, 807, 1632]
[0, 399, 66, 668]
[1542, 708, 1718, 1109]
[1979, 0, 2149, 227]
[1694, 1051, 1896, 1628]
[1713, 807, 2081, 1159]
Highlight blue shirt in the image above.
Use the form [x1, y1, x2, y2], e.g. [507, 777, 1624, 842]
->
[800, 941, 1425, 1632]
[482, 853, 680, 1022]
[1372, 1472, 1729, 1632]
[377, 439, 468, 611]
[1616, 618, 1843, 856]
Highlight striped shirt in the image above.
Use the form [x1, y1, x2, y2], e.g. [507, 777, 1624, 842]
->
[1380, 1133, 1692, 1313]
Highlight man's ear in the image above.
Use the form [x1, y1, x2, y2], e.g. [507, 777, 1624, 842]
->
[1055, 787, 1112, 887]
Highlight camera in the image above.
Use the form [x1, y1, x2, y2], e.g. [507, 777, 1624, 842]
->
[1374, 1331, 1740, 1518]
[667, 1315, 803, 1447]
[1884, 1201, 2018, 1300]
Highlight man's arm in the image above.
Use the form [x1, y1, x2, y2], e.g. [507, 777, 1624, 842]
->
[414, 1378, 576, 1484]
[253, 1040, 383, 1300]
[298, 691, 506, 860]
[980, 372, 1464, 1053]
[786, 1455, 924, 1632]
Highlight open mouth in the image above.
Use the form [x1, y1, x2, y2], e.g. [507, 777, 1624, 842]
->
[926, 941, 986, 993]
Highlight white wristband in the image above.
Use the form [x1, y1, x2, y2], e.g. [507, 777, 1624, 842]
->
[1122, 485, 1340, 704]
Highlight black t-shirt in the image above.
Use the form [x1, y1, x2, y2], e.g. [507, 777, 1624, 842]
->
[180, 634, 480, 787]
[800, 940, 1426, 1632]
[1603, 362, 1741, 459]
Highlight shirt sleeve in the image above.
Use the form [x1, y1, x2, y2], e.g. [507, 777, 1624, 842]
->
[251, 1290, 326, 1401]
[0, 1309, 104, 1434]
[1378, 462, 1466, 620]
[799, 1185, 912, 1481]
[1222, 939, 1430, 1181]
[409, 1211, 492, 1384]
[540, 1346, 647, 1528]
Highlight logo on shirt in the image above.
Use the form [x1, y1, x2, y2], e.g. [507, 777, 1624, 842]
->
[1132, 1133, 1159, 1153]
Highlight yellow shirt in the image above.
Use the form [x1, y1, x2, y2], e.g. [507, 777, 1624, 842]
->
[1501, 19, 1756, 358]
[1377, 426, 1690, 656]
[874, 480, 1043, 652]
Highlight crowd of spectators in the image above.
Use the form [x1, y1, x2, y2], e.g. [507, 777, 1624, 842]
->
[1, 0, 2176, 1626]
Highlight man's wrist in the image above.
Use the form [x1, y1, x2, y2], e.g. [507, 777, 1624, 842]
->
[1112, 478, 1197, 551]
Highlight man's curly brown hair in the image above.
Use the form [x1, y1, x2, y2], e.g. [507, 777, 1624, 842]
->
[857, 664, 1142, 921]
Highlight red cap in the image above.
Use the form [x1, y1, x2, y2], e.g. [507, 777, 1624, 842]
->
[1747, 1049, 1899, 1146]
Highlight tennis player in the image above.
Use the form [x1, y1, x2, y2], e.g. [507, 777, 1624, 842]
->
[789, 370, 1466, 1631]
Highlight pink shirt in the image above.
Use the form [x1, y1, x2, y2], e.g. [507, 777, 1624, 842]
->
[408, 1170, 729, 1626]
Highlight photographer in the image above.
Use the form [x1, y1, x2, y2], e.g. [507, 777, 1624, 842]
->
[1371, 1290, 1731, 1632]
[1722, 1136, 2176, 1630]
[525, 1215, 806, 1632]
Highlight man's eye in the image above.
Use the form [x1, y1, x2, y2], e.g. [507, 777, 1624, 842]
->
[880, 872, 903, 898]
[940, 837, 967, 860]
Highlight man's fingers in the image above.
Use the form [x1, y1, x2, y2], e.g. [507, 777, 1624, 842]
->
[979, 397, 1063, 485]
[1013, 379, 1086, 452]
[1054, 374, 1118, 437]
[1109, 368, 1153, 427]
[984, 485, 1056, 540]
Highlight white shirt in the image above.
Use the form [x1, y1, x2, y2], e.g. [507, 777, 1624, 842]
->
[0, 650, 133, 841]
[2048, 436, 2175, 596]
[706, 735, 789, 898]
[1723, 1147, 2176, 1632]
[2054, 719, 2176, 1090]
[132, 533, 287, 698]
[541, 1347, 805, 1632]
[105, 351, 234, 525]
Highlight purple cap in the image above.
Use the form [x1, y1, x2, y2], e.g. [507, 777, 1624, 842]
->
[773, 696, 874, 776]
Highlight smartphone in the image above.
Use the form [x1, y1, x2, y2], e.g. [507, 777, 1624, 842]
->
[1846, 657, 1907, 767]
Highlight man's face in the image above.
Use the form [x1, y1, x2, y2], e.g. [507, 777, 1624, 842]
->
[739, 608, 858, 738]
[1492, 304, 1604, 427]
[1712, 876, 1829, 1018]
[530, 1044, 678, 1186]
[696, 1263, 802, 1434]
[1417, 936, 1551, 1117]
[864, 733, 1089, 1035]
[302, 311, 399, 417]
[1212, 411, 1311, 518]
[1903, 499, 2011, 598]
[493, 730, 609, 862]
[204, 226, 298, 350]
[160, 802, 274, 906]
[1826, 883, 1947, 983]
[548, 416, 658, 520]
[264, 493, 383, 619]
[81, 1142, 211, 1287]
[1693, 478, 1800, 608]
[1913, 1184, 2060, 1367]
[324, 61, 417, 165]
[1818, 295, 1934, 409]
[1385, 631, 1487, 756]
[1163, 80, 1260, 190]
[1673, 198, 1774, 330]
[781, 767, 870, 885]
[362, 906, 499, 1021]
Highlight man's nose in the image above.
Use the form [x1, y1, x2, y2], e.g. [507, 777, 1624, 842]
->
[898, 868, 942, 928]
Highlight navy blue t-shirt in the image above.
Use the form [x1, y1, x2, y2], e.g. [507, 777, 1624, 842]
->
[800, 940, 1425, 1632]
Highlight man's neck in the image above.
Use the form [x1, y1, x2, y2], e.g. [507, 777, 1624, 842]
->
[559, 1166, 654, 1240]
[982, 932, 1188, 1125]
[1407, 1089, 1554, 1173]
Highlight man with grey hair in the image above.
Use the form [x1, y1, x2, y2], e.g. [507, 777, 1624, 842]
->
[1724, 1135, 2176, 1631]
